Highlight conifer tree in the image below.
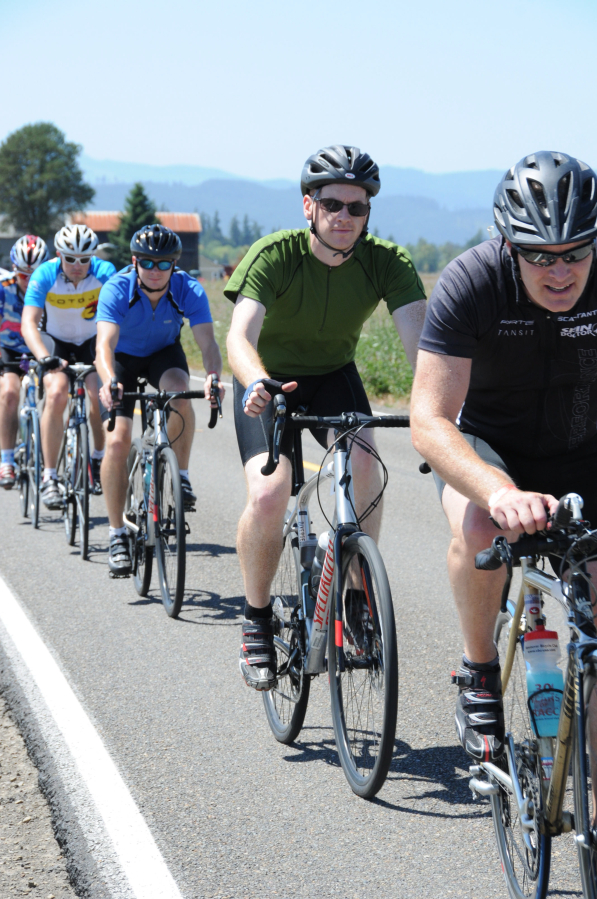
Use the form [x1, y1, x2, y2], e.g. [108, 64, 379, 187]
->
[110, 183, 158, 270]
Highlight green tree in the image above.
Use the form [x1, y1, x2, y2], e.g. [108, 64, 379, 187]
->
[109, 183, 158, 270]
[229, 215, 242, 247]
[0, 122, 94, 236]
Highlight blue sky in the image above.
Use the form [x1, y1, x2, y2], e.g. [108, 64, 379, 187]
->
[3, 0, 596, 179]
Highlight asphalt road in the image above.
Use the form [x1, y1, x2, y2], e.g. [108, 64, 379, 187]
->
[0, 396, 587, 898]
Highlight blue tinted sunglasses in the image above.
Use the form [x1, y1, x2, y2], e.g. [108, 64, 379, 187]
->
[138, 258, 175, 271]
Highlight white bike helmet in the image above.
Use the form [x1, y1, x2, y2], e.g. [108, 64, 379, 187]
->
[54, 224, 99, 256]
[10, 235, 50, 273]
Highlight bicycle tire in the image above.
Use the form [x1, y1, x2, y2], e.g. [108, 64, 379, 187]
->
[125, 439, 153, 596]
[58, 429, 76, 546]
[154, 447, 185, 618]
[490, 608, 551, 899]
[17, 427, 29, 518]
[328, 532, 398, 799]
[262, 524, 310, 744]
[28, 412, 41, 529]
[76, 423, 90, 560]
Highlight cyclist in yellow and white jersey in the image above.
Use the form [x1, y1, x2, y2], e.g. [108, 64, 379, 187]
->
[21, 224, 116, 509]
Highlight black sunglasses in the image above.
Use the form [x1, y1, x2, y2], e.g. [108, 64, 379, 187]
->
[315, 197, 370, 217]
[138, 258, 175, 271]
[63, 255, 92, 264]
[513, 240, 595, 267]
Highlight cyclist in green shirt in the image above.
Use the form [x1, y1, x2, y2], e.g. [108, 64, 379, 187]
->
[226, 145, 427, 691]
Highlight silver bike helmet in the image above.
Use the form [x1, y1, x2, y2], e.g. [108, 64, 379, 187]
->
[301, 146, 381, 197]
[493, 151, 597, 245]
[10, 235, 49, 273]
[55, 224, 99, 256]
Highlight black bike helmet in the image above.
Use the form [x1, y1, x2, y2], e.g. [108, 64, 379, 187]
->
[130, 223, 182, 259]
[301, 145, 381, 197]
[493, 151, 597, 246]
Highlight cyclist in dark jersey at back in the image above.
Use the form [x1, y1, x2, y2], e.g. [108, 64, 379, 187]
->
[410, 150, 597, 762]
[225, 144, 427, 691]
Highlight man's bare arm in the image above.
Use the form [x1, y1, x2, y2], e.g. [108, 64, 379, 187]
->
[410, 350, 557, 530]
[391, 299, 427, 370]
[21, 306, 50, 360]
[226, 296, 268, 387]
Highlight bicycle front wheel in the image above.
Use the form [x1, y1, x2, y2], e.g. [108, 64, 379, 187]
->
[262, 523, 310, 744]
[17, 430, 29, 518]
[58, 429, 76, 546]
[27, 412, 41, 529]
[75, 424, 90, 560]
[154, 447, 185, 618]
[491, 608, 551, 899]
[328, 532, 398, 799]
[125, 440, 153, 596]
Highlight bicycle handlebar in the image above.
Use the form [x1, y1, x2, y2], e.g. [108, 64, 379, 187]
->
[260, 391, 410, 477]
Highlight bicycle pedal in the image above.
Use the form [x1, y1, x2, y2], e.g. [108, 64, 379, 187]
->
[184, 504, 196, 513]
[184, 521, 191, 535]
[108, 570, 131, 580]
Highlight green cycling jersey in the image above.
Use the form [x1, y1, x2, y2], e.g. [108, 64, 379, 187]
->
[224, 228, 425, 376]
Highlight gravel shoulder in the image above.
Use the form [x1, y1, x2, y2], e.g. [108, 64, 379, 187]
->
[0, 692, 77, 898]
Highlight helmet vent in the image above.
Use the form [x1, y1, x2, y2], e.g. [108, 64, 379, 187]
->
[513, 226, 537, 236]
[558, 173, 572, 213]
[581, 177, 595, 204]
[506, 189, 524, 210]
[528, 180, 548, 211]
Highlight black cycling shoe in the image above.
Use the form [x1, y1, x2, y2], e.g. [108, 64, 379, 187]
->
[180, 474, 196, 510]
[239, 618, 277, 691]
[453, 662, 505, 761]
[90, 457, 102, 495]
[108, 533, 132, 578]
[344, 588, 373, 652]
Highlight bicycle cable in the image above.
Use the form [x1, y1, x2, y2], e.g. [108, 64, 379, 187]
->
[314, 422, 389, 530]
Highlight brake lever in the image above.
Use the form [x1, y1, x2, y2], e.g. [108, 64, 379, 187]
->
[261, 394, 287, 476]
[208, 376, 223, 430]
[107, 377, 121, 433]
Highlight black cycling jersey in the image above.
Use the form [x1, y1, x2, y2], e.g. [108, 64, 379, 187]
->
[419, 236, 597, 458]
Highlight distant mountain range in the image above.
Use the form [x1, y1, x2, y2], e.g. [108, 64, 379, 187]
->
[83, 155, 502, 245]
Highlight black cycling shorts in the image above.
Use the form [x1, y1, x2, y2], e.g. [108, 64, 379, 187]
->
[0, 347, 30, 374]
[433, 432, 597, 527]
[42, 334, 97, 367]
[233, 361, 372, 467]
[99, 340, 189, 421]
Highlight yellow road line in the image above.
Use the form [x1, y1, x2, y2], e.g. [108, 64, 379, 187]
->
[303, 461, 321, 472]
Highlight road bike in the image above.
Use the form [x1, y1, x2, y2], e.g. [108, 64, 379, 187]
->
[260, 390, 408, 798]
[116, 378, 221, 617]
[470, 493, 597, 899]
[10, 357, 43, 529]
[56, 363, 97, 561]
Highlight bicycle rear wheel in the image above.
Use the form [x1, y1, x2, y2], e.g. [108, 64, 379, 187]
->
[27, 412, 41, 529]
[75, 424, 90, 560]
[125, 440, 153, 596]
[262, 523, 310, 744]
[491, 608, 551, 899]
[328, 532, 398, 799]
[154, 447, 185, 618]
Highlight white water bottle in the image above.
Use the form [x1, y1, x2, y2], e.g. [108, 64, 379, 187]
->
[523, 624, 564, 738]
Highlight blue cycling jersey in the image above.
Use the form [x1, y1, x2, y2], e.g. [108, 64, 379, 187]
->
[24, 256, 117, 346]
[0, 274, 28, 354]
[96, 267, 212, 356]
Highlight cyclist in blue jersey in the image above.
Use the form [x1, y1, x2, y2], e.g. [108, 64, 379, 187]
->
[96, 223, 224, 577]
[21, 224, 116, 509]
[0, 235, 49, 489]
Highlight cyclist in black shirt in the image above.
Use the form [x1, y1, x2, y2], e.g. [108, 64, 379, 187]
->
[410, 150, 597, 762]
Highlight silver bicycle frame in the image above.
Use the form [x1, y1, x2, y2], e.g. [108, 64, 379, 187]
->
[280, 439, 358, 676]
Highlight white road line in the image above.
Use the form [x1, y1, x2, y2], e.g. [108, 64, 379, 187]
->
[0, 576, 184, 899]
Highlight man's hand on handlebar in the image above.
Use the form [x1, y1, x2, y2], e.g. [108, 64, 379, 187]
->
[99, 377, 123, 410]
[39, 355, 67, 374]
[243, 378, 298, 418]
[488, 485, 559, 534]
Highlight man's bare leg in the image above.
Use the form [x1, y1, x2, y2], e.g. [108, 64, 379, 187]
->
[101, 416, 133, 528]
[237, 453, 292, 609]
